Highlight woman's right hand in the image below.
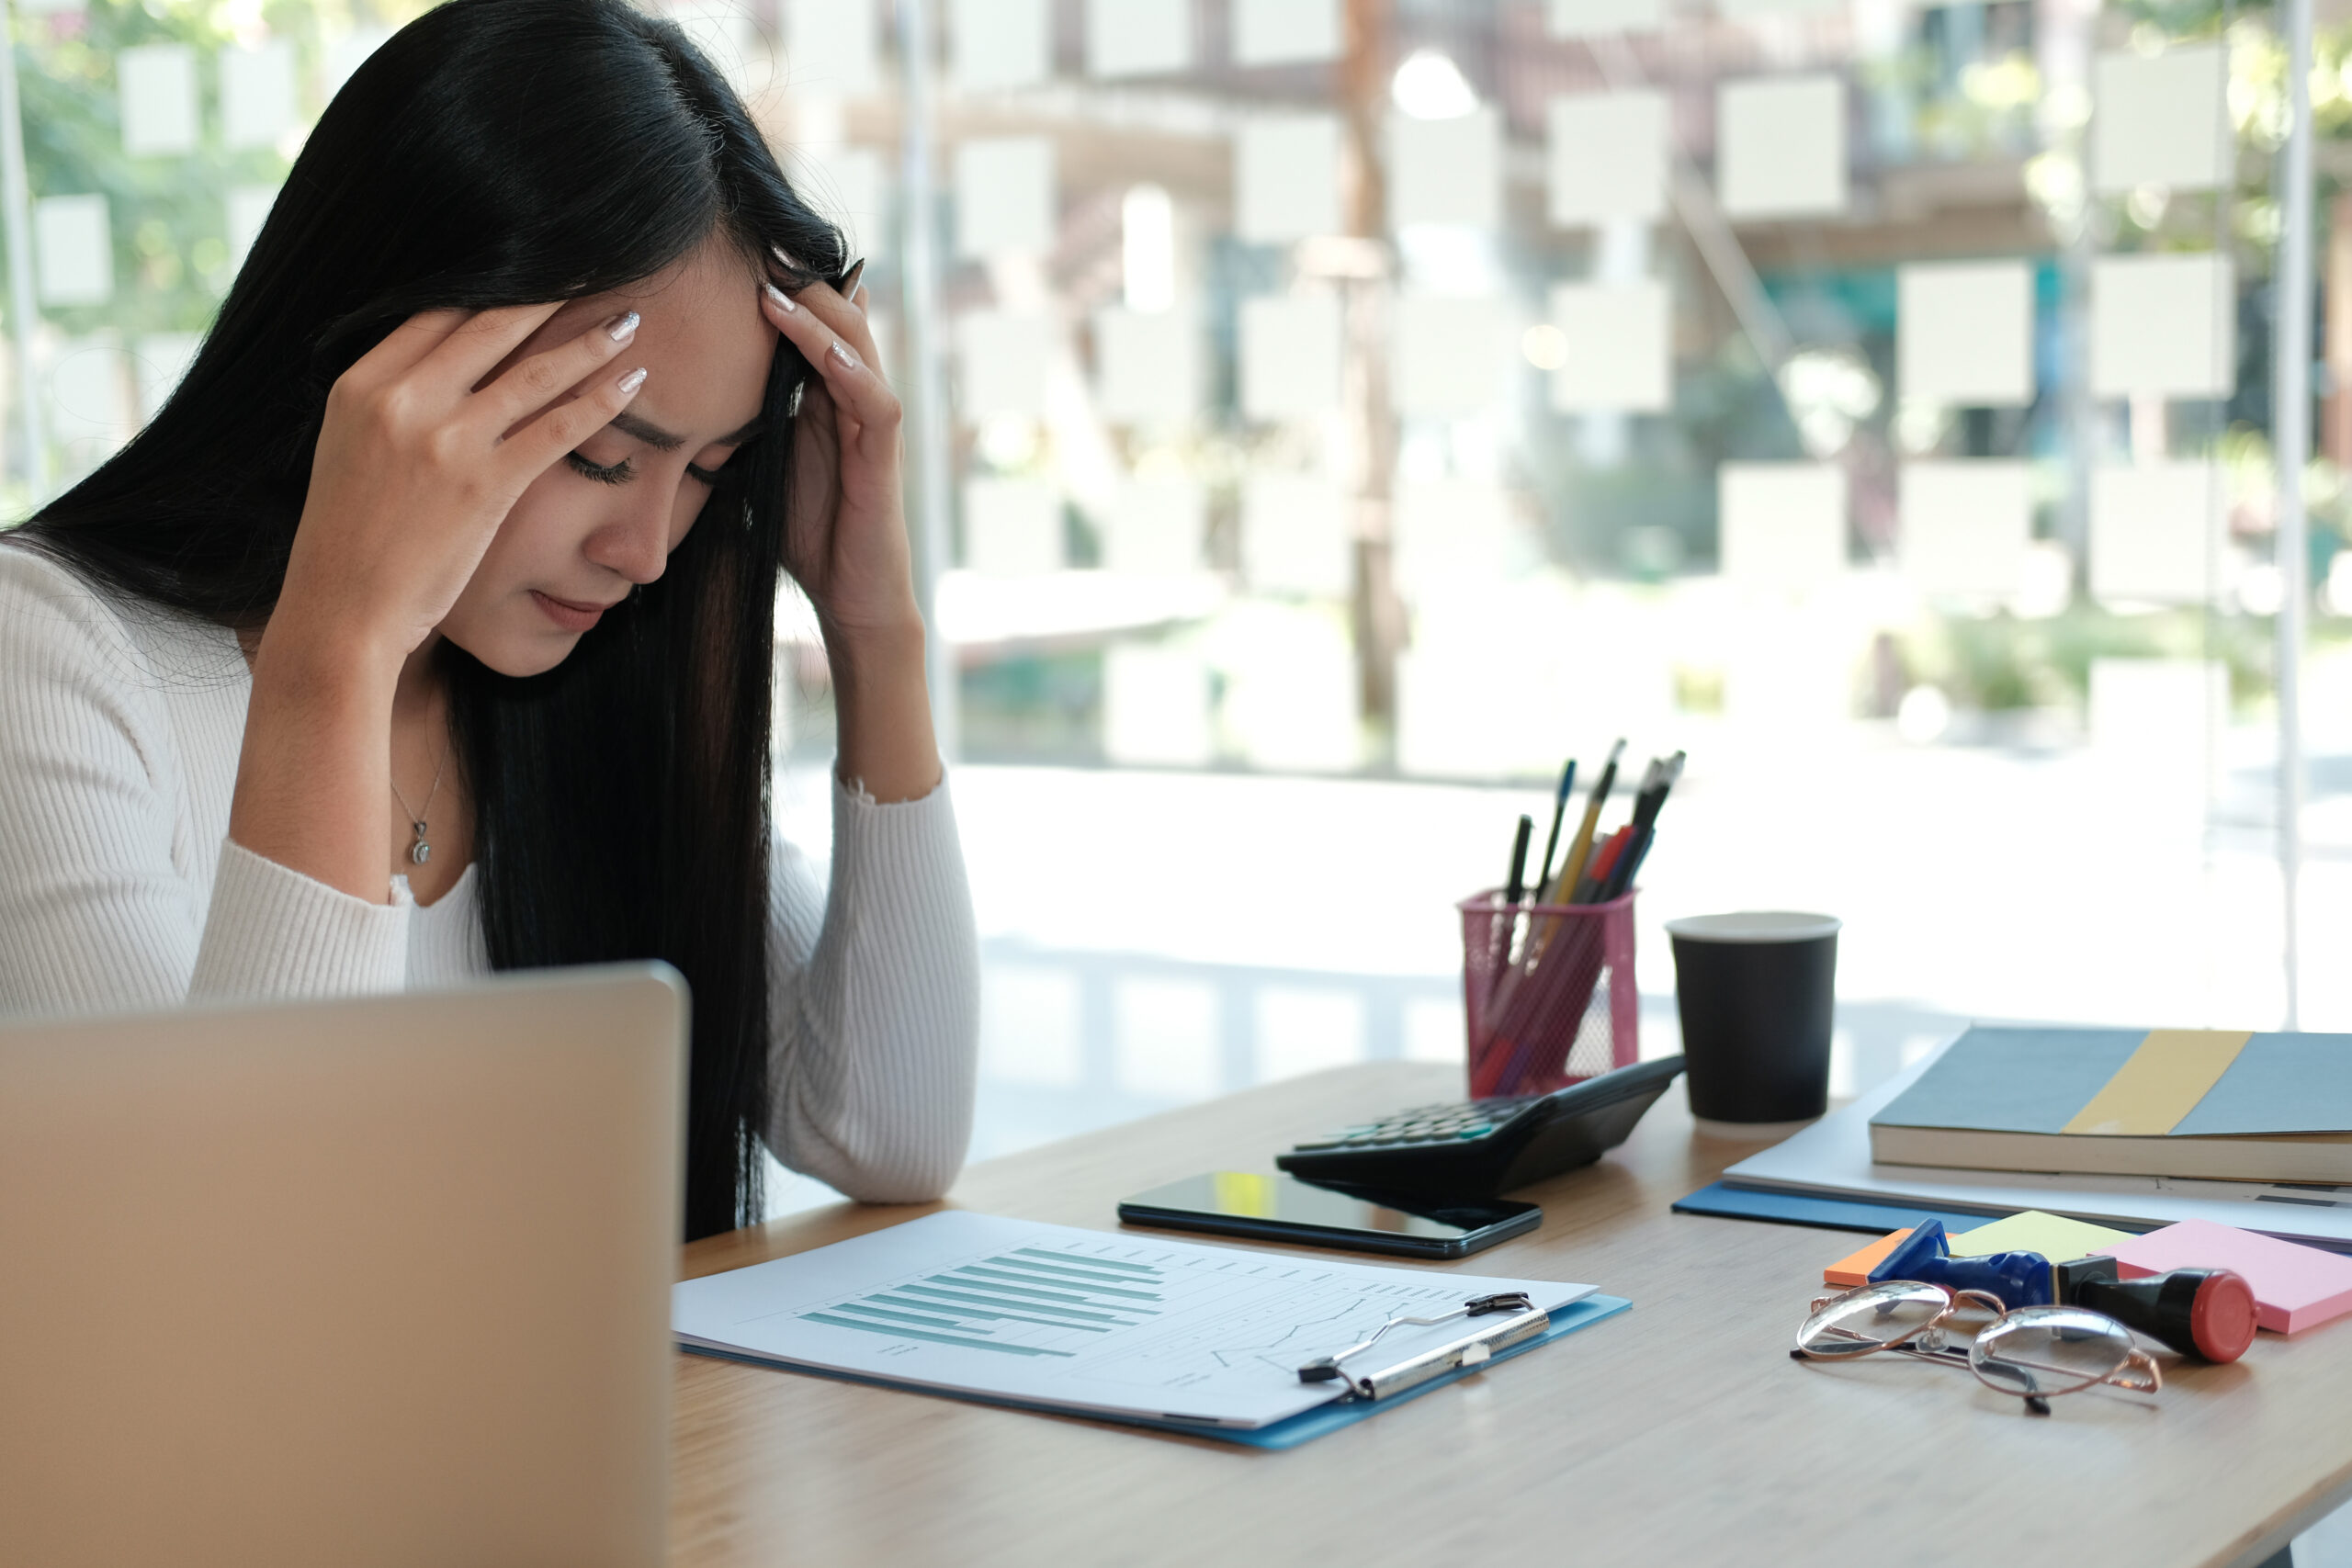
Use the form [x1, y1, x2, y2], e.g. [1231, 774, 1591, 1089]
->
[269, 301, 649, 671]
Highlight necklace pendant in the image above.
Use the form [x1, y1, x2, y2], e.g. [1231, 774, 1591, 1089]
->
[411, 823, 431, 866]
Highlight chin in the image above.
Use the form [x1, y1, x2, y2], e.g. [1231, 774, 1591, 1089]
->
[444, 622, 582, 680]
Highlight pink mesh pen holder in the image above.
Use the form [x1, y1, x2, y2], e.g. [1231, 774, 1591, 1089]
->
[1458, 889, 1640, 1100]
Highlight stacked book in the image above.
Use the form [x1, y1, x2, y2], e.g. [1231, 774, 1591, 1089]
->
[1868, 1027, 2352, 1184]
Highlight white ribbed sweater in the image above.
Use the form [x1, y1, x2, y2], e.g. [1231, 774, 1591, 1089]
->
[0, 544, 979, 1202]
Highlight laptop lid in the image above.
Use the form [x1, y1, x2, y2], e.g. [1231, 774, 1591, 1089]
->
[0, 964, 685, 1568]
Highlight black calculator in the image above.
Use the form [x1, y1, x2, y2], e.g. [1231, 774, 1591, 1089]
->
[1275, 1055, 1686, 1200]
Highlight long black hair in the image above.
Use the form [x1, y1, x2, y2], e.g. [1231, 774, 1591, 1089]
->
[13, 0, 847, 1239]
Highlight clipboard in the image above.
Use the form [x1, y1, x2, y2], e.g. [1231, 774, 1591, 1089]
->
[683, 1293, 1632, 1450]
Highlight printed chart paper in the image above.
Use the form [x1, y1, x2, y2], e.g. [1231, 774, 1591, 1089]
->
[674, 1212, 1596, 1428]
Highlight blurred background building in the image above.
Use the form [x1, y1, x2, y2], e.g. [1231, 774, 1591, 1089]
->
[6, 0, 2349, 1194]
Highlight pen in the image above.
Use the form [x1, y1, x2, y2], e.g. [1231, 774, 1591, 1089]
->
[1572, 826, 1634, 904]
[1489, 814, 1535, 976]
[1532, 759, 1576, 900]
[1633, 750, 1685, 829]
[1552, 739, 1625, 901]
[1600, 824, 1653, 901]
[1505, 814, 1532, 905]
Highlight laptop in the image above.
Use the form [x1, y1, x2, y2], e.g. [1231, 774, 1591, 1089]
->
[0, 964, 686, 1568]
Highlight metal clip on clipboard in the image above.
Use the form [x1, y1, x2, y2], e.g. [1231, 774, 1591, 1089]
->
[1296, 1292, 1552, 1402]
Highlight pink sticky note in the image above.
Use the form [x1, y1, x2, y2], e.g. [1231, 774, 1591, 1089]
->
[2104, 1219, 2352, 1335]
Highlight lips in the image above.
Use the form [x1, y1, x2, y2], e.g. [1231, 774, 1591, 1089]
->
[530, 590, 621, 633]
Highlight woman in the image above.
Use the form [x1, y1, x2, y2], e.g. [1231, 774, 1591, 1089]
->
[0, 0, 978, 1240]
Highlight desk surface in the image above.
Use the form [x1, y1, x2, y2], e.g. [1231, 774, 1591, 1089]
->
[673, 1063, 2352, 1567]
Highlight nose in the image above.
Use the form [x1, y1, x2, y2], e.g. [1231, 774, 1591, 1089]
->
[582, 487, 671, 586]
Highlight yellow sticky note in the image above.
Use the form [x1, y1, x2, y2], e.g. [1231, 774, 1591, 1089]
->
[1824, 1229, 1913, 1288]
[1947, 1210, 2135, 1262]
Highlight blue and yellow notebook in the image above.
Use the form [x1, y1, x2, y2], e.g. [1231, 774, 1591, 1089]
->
[1870, 1027, 2352, 1182]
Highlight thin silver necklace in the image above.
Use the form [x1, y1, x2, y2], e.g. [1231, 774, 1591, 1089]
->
[389, 747, 449, 867]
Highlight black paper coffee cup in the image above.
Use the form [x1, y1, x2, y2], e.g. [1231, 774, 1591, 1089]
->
[1666, 912, 1840, 1133]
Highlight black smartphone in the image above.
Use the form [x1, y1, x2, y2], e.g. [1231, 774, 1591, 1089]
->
[1115, 1172, 1541, 1259]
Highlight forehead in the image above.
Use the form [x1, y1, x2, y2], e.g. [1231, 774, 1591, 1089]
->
[537, 234, 775, 443]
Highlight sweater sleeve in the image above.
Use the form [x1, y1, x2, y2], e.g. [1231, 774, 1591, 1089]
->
[763, 770, 979, 1202]
[0, 547, 410, 1017]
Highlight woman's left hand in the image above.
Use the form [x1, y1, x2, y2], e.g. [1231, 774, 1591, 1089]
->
[759, 265, 919, 649]
[759, 262, 943, 802]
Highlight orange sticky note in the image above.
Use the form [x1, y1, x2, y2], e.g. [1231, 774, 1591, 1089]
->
[1825, 1228, 1915, 1288]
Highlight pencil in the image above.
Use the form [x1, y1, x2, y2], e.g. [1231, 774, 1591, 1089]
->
[1551, 739, 1624, 901]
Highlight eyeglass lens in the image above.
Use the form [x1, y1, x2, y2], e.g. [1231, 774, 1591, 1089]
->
[1968, 1306, 2137, 1399]
[1795, 1280, 1952, 1359]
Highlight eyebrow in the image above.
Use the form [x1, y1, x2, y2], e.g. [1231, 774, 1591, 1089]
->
[607, 410, 766, 452]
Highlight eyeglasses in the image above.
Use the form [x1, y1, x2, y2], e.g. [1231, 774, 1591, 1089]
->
[1792, 1280, 2162, 1416]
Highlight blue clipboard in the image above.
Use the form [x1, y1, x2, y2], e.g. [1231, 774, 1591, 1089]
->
[682, 1292, 1632, 1450]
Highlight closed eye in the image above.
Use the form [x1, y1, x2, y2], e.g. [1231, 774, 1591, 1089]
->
[685, 460, 726, 486]
[565, 452, 633, 486]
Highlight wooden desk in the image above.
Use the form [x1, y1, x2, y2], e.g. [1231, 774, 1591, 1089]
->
[673, 1063, 2352, 1566]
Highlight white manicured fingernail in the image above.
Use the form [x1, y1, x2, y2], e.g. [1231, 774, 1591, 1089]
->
[764, 281, 796, 313]
[828, 340, 860, 370]
[605, 310, 639, 342]
[617, 367, 648, 393]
